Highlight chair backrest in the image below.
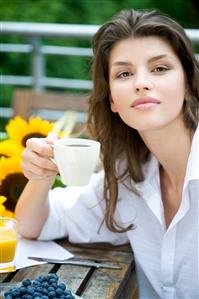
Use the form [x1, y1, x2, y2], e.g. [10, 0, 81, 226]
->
[12, 89, 89, 137]
[12, 89, 89, 119]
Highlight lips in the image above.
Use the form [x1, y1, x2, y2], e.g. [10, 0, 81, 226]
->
[131, 97, 160, 108]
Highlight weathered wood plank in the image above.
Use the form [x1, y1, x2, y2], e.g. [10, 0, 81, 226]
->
[122, 268, 137, 299]
[81, 263, 134, 299]
[56, 240, 133, 264]
[0, 273, 9, 282]
[57, 240, 132, 253]
[56, 264, 91, 294]
[9, 263, 53, 282]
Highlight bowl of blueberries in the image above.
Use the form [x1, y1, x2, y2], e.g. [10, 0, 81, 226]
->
[2, 273, 84, 299]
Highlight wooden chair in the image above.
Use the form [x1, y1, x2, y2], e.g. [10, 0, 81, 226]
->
[12, 89, 89, 136]
[12, 89, 89, 119]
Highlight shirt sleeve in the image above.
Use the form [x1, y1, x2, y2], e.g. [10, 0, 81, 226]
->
[38, 170, 128, 245]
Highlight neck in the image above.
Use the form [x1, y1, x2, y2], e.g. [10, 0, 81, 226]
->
[139, 121, 193, 189]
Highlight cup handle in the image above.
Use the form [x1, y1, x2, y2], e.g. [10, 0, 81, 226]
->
[49, 144, 57, 165]
[50, 157, 57, 165]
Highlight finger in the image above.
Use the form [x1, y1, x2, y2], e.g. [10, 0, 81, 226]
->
[22, 161, 57, 178]
[22, 150, 58, 172]
[46, 131, 59, 144]
[26, 138, 53, 158]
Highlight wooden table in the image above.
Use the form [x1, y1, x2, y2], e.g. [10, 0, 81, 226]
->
[0, 240, 137, 299]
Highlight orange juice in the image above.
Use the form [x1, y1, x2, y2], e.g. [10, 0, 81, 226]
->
[0, 217, 18, 272]
[0, 229, 17, 263]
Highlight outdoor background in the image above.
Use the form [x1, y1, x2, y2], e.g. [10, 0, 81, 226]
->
[1, 0, 199, 131]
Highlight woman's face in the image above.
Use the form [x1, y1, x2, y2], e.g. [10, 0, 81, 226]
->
[109, 36, 186, 132]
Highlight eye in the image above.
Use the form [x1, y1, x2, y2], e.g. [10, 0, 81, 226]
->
[152, 65, 169, 73]
[116, 71, 132, 79]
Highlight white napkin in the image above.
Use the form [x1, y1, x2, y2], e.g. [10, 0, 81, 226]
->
[15, 237, 74, 269]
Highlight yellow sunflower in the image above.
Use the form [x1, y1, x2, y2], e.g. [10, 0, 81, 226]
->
[6, 116, 54, 148]
[0, 139, 23, 158]
[0, 195, 14, 218]
[0, 156, 28, 212]
[0, 195, 6, 216]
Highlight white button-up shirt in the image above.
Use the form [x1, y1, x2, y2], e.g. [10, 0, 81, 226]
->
[39, 126, 199, 299]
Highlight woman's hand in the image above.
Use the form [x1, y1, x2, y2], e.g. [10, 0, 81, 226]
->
[21, 133, 59, 181]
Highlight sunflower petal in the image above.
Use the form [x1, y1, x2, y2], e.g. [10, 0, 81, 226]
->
[6, 116, 54, 148]
[0, 195, 7, 204]
[0, 156, 23, 183]
[0, 205, 5, 216]
[0, 139, 23, 158]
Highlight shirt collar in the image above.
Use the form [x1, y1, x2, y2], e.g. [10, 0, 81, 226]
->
[135, 154, 160, 193]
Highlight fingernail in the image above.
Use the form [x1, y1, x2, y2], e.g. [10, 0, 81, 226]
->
[46, 132, 59, 143]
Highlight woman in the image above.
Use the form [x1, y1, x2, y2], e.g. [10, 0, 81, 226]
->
[15, 9, 199, 299]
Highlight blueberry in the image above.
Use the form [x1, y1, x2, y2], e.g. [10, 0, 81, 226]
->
[32, 292, 41, 297]
[12, 289, 21, 297]
[33, 281, 41, 288]
[42, 282, 49, 288]
[50, 283, 57, 289]
[36, 287, 43, 294]
[48, 286, 55, 292]
[58, 283, 66, 290]
[22, 279, 32, 287]
[64, 290, 71, 295]
[35, 276, 43, 283]
[26, 287, 35, 295]
[41, 289, 48, 295]
[48, 291, 56, 298]
[22, 295, 33, 299]
[49, 274, 58, 280]
[4, 295, 13, 299]
[10, 287, 18, 292]
[41, 296, 48, 299]
[19, 286, 27, 295]
[46, 274, 53, 281]
[49, 279, 57, 285]
[56, 288, 64, 296]
[4, 292, 12, 297]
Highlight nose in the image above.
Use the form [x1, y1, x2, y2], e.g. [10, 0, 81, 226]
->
[134, 72, 153, 93]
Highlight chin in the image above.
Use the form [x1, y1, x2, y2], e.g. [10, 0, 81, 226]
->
[130, 123, 165, 132]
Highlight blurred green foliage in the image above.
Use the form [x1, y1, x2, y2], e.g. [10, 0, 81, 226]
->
[1, 0, 199, 26]
[0, 0, 199, 130]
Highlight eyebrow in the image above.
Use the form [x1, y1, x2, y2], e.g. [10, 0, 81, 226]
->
[148, 54, 171, 63]
[111, 54, 172, 68]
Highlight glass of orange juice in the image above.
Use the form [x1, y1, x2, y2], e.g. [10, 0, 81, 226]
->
[0, 217, 18, 273]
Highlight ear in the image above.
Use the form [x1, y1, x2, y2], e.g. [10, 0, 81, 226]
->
[109, 94, 118, 113]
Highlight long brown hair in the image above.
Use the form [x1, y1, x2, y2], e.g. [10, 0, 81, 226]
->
[87, 9, 199, 233]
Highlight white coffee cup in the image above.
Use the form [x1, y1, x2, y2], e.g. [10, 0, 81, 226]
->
[52, 138, 100, 186]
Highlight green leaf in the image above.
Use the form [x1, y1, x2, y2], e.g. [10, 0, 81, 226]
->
[52, 175, 65, 189]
